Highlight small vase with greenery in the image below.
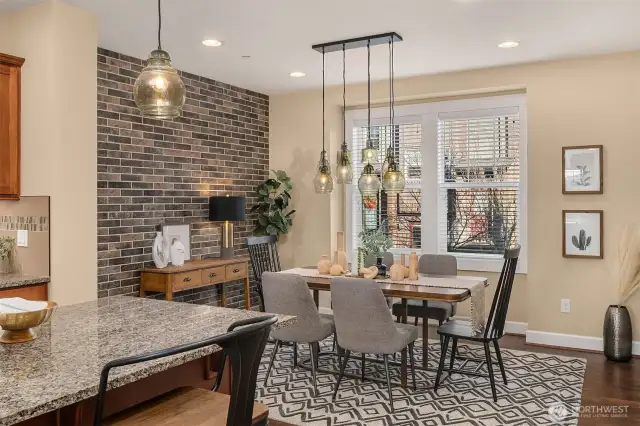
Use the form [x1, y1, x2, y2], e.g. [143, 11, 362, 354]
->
[357, 223, 393, 271]
[0, 237, 16, 274]
[605, 224, 640, 361]
[251, 170, 296, 237]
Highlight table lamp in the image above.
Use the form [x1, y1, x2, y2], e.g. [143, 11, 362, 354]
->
[209, 195, 246, 259]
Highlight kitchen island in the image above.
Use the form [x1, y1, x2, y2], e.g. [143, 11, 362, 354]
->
[0, 296, 294, 426]
[0, 274, 49, 301]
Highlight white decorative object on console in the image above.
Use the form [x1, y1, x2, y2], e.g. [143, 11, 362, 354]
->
[170, 238, 186, 266]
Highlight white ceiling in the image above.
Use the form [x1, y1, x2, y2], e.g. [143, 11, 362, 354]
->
[8, 0, 640, 94]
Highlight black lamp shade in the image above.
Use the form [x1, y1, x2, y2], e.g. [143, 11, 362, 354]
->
[209, 196, 246, 222]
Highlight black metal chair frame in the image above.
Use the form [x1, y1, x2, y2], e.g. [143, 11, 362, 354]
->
[247, 235, 281, 312]
[93, 315, 277, 426]
[434, 246, 520, 403]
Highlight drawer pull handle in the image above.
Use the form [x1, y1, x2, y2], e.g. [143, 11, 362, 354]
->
[183, 277, 192, 282]
[209, 273, 217, 278]
[233, 268, 240, 273]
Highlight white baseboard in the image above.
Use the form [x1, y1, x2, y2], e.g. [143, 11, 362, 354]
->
[526, 330, 640, 356]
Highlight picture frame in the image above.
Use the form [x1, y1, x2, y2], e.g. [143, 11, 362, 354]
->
[562, 210, 603, 259]
[163, 224, 191, 262]
[562, 145, 603, 194]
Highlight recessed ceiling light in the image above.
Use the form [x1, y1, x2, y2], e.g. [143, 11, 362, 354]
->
[290, 71, 306, 78]
[242, 55, 251, 59]
[498, 41, 519, 49]
[202, 39, 223, 47]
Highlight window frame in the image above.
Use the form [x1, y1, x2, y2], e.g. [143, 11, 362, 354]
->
[345, 94, 527, 274]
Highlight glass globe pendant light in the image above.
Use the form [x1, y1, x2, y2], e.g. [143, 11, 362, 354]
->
[358, 41, 381, 195]
[133, 0, 186, 120]
[313, 48, 334, 194]
[382, 38, 405, 193]
[336, 44, 353, 184]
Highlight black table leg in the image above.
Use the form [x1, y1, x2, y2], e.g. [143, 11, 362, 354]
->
[422, 300, 429, 368]
[313, 289, 319, 308]
[401, 298, 408, 324]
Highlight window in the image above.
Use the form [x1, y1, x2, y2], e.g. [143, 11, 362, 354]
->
[346, 94, 527, 273]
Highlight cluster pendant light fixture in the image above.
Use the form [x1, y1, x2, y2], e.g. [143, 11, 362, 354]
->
[335, 44, 353, 184]
[310, 33, 403, 195]
[312, 48, 334, 194]
[133, 0, 186, 119]
[381, 38, 405, 193]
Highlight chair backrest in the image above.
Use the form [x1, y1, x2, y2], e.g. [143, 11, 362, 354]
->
[93, 315, 277, 426]
[485, 246, 520, 339]
[247, 235, 281, 281]
[261, 272, 323, 328]
[331, 277, 399, 351]
[418, 254, 457, 275]
[364, 251, 394, 268]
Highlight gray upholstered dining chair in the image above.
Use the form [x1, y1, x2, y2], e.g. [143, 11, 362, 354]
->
[331, 277, 418, 413]
[261, 272, 335, 396]
[392, 254, 458, 328]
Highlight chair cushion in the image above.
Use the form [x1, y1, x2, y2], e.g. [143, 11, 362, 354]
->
[104, 387, 268, 426]
[271, 313, 335, 343]
[437, 319, 486, 340]
[392, 300, 456, 322]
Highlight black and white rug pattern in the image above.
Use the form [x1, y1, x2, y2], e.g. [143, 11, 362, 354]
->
[256, 338, 586, 425]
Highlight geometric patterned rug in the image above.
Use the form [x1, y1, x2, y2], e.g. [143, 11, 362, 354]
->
[256, 338, 586, 425]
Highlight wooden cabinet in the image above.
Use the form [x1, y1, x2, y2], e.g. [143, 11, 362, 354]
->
[0, 283, 48, 301]
[140, 258, 251, 309]
[0, 53, 24, 200]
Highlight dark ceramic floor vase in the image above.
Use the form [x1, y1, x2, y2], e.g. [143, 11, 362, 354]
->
[603, 305, 633, 362]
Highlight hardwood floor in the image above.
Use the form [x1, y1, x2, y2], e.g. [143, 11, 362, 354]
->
[270, 328, 639, 426]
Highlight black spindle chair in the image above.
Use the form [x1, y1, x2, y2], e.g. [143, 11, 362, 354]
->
[247, 235, 281, 311]
[434, 245, 520, 402]
[94, 315, 277, 426]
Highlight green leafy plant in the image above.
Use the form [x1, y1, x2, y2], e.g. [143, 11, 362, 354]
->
[357, 223, 393, 269]
[0, 237, 15, 261]
[251, 170, 296, 236]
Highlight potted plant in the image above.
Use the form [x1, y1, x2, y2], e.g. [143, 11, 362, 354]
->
[0, 237, 16, 274]
[357, 223, 393, 274]
[605, 224, 640, 362]
[251, 170, 296, 237]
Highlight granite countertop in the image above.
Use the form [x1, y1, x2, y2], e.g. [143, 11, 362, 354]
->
[0, 274, 50, 290]
[0, 296, 295, 426]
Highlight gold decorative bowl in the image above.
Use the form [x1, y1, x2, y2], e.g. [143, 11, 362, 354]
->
[0, 301, 57, 344]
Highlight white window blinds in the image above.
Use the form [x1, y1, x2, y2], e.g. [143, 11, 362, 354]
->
[351, 122, 422, 251]
[437, 110, 521, 256]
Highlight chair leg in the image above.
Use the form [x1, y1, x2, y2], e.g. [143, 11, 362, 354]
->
[333, 349, 351, 401]
[438, 320, 444, 347]
[293, 343, 298, 368]
[263, 340, 281, 386]
[309, 343, 318, 397]
[396, 315, 401, 323]
[414, 316, 419, 326]
[449, 338, 458, 370]
[332, 334, 336, 353]
[361, 352, 366, 381]
[434, 336, 450, 392]
[408, 342, 417, 391]
[493, 340, 507, 385]
[484, 342, 498, 402]
[383, 354, 395, 413]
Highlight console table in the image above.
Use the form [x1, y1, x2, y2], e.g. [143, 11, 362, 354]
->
[140, 257, 251, 309]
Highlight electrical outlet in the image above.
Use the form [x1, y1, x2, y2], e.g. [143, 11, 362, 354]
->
[16, 230, 28, 247]
[561, 299, 571, 314]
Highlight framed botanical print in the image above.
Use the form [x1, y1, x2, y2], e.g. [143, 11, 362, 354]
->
[562, 210, 603, 259]
[562, 145, 603, 194]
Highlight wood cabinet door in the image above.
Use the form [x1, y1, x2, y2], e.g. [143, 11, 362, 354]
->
[0, 53, 24, 200]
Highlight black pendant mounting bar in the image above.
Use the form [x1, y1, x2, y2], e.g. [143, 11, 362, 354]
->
[312, 32, 402, 53]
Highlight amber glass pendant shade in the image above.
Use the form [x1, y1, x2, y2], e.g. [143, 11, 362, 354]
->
[358, 163, 381, 195]
[134, 49, 186, 119]
[382, 161, 406, 193]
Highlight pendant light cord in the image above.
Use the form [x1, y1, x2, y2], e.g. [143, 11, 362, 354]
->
[388, 40, 392, 153]
[367, 40, 371, 146]
[342, 44, 347, 150]
[157, 0, 162, 50]
[322, 47, 326, 160]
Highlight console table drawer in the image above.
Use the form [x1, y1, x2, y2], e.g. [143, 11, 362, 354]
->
[202, 266, 226, 285]
[173, 270, 202, 291]
[226, 263, 246, 281]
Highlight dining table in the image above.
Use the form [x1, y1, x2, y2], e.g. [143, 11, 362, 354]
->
[281, 268, 489, 375]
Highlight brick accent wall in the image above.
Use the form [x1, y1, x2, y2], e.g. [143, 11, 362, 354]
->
[97, 48, 268, 308]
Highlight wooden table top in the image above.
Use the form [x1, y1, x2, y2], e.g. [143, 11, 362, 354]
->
[142, 257, 249, 274]
[299, 273, 489, 303]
